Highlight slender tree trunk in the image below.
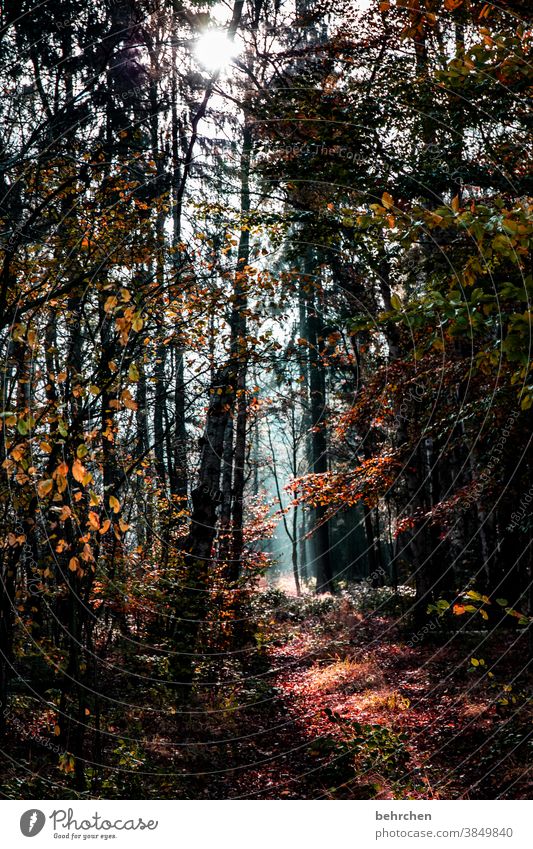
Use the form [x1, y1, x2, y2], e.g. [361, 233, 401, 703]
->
[304, 261, 334, 593]
[229, 122, 253, 578]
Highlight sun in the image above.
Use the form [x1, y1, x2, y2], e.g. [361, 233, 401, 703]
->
[194, 29, 238, 72]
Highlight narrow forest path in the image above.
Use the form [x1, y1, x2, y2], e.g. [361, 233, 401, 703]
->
[227, 593, 533, 800]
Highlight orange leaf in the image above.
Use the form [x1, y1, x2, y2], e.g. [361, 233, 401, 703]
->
[121, 389, 138, 411]
[68, 557, 79, 572]
[81, 543, 93, 562]
[382, 191, 394, 210]
[72, 458, 86, 483]
[37, 479, 54, 498]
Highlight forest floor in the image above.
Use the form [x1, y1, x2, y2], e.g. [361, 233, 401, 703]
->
[2, 586, 532, 799]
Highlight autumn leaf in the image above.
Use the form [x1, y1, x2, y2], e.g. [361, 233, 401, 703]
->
[104, 295, 118, 313]
[37, 479, 54, 498]
[10, 445, 25, 462]
[72, 458, 86, 483]
[109, 495, 120, 514]
[80, 543, 93, 562]
[382, 191, 394, 210]
[68, 557, 80, 572]
[121, 389, 138, 411]
[54, 461, 69, 479]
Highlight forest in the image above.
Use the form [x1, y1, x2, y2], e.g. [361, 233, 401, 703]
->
[0, 0, 532, 801]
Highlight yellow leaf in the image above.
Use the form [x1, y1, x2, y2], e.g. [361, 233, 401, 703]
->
[68, 557, 79, 572]
[451, 194, 460, 213]
[87, 511, 100, 530]
[109, 496, 120, 514]
[119, 518, 130, 533]
[100, 518, 111, 535]
[54, 725, 61, 736]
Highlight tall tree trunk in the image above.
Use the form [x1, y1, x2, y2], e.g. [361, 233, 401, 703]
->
[303, 260, 334, 593]
[229, 122, 253, 578]
[170, 365, 235, 699]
